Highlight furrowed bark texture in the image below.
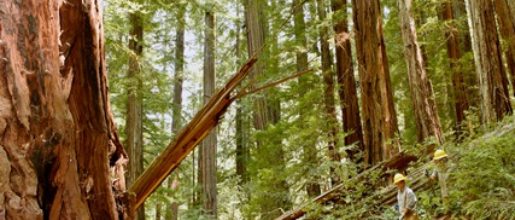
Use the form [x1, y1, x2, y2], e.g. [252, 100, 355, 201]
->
[493, 0, 515, 97]
[0, 0, 127, 219]
[352, 0, 399, 166]
[198, 10, 217, 217]
[467, 0, 512, 123]
[331, 0, 364, 159]
[398, 0, 443, 145]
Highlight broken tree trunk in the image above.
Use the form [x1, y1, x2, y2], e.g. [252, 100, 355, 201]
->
[0, 0, 127, 219]
[129, 58, 257, 213]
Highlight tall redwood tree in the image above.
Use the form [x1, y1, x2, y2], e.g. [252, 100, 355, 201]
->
[352, 0, 399, 165]
[0, 0, 127, 219]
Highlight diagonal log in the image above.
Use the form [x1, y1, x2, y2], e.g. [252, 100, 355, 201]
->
[128, 58, 257, 213]
[275, 152, 417, 220]
[276, 123, 515, 220]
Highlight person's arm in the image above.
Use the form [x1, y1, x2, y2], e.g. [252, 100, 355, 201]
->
[406, 190, 417, 211]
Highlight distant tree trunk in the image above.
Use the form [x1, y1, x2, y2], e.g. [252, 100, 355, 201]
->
[466, 0, 512, 123]
[198, 10, 218, 218]
[316, 0, 342, 185]
[166, 3, 185, 220]
[352, 0, 399, 166]
[155, 203, 161, 220]
[0, 0, 127, 219]
[244, 0, 290, 217]
[331, 0, 364, 160]
[126, 7, 145, 220]
[440, 1, 470, 139]
[235, 4, 249, 187]
[493, 0, 515, 97]
[398, 0, 443, 145]
[293, 0, 321, 197]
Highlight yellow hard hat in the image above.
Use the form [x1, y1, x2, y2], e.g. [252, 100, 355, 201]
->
[393, 173, 407, 184]
[433, 149, 448, 161]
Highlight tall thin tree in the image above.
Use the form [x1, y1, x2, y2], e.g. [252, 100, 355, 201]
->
[293, 0, 321, 197]
[198, 8, 218, 217]
[316, 0, 342, 185]
[331, 0, 364, 160]
[440, 0, 470, 139]
[165, 3, 186, 220]
[244, 0, 290, 216]
[126, 5, 145, 220]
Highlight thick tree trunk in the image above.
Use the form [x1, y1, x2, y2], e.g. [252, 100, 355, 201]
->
[466, 0, 512, 123]
[398, 0, 443, 145]
[126, 8, 145, 220]
[440, 1, 470, 139]
[0, 0, 127, 219]
[198, 10, 217, 217]
[166, 3, 185, 220]
[352, 0, 399, 166]
[317, 0, 342, 185]
[293, 0, 321, 197]
[331, 0, 364, 160]
[493, 0, 515, 97]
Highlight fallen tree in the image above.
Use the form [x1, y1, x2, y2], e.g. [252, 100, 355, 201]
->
[128, 58, 257, 213]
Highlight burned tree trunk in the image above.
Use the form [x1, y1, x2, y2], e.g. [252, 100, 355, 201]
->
[0, 0, 126, 219]
[331, 0, 364, 160]
[352, 0, 399, 166]
[398, 0, 443, 144]
[466, 0, 512, 123]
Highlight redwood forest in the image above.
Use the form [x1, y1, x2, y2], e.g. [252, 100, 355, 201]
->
[0, 0, 514, 219]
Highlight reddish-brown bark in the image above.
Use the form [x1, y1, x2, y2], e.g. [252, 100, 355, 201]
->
[441, 1, 470, 138]
[317, 0, 342, 185]
[331, 0, 364, 159]
[0, 0, 127, 219]
[493, 0, 515, 97]
[352, 0, 399, 166]
[398, 0, 443, 145]
[467, 0, 512, 123]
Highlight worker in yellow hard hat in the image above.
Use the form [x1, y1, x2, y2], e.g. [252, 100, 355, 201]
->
[426, 149, 451, 201]
[394, 173, 419, 220]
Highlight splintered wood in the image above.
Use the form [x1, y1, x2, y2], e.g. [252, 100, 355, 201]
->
[129, 58, 257, 212]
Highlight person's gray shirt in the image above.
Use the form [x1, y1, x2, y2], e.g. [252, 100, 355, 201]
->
[397, 186, 417, 219]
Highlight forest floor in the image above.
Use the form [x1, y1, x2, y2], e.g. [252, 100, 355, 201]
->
[280, 117, 515, 220]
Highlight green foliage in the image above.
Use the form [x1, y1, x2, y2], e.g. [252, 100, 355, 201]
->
[446, 133, 515, 219]
[102, 0, 514, 218]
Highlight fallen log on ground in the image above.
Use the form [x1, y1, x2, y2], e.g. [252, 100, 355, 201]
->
[275, 152, 418, 220]
[276, 123, 515, 220]
[128, 58, 257, 213]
